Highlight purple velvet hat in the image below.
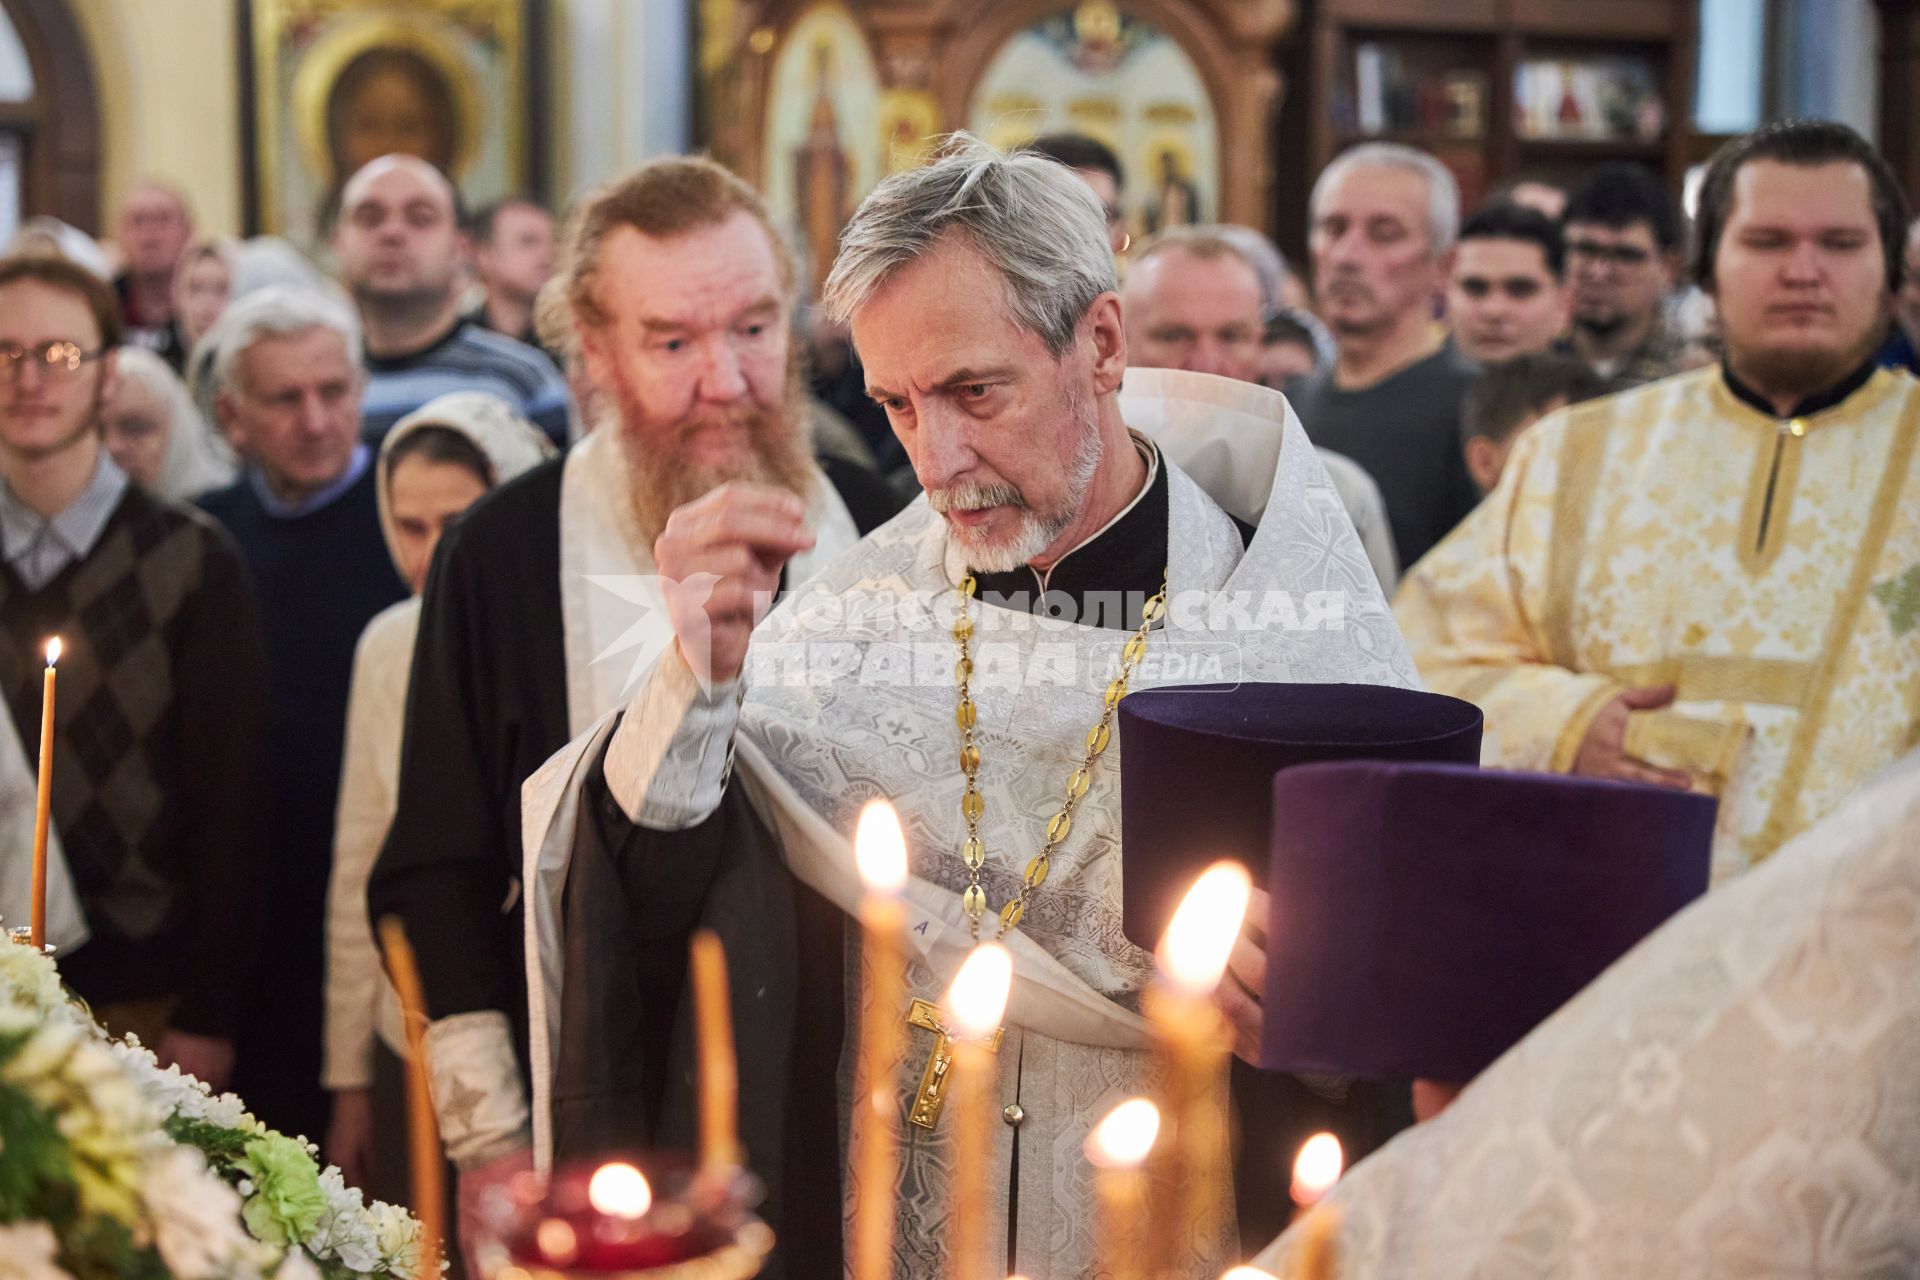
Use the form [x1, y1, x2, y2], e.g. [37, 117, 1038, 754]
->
[1260, 761, 1716, 1083]
[1116, 683, 1483, 949]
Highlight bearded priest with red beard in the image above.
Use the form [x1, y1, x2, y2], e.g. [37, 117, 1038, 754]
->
[518, 137, 1420, 1278]
[366, 157, 900, 1266]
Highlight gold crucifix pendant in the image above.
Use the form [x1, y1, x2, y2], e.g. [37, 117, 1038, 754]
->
[905, 998, 1003, 1130]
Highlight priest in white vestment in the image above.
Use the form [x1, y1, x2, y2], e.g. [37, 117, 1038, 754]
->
[520, 137, 1419, 1278]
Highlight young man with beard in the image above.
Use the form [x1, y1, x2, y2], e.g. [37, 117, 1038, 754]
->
[1558, 161, 1712, 388]
[365, 156, 900, 1267]
[1398, 119, 1920, 880]
[1290, 143, 1482, 569]
[333, 156, 571, 445]
[518, 136, 1418, 1278]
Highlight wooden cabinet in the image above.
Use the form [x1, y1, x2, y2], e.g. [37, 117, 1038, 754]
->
[1276, 0, 1700, 252]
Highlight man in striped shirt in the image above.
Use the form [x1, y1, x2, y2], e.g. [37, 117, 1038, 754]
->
[335, 155, 572, 446]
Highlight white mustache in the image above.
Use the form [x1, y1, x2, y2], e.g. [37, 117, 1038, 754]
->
[928, 482, 1025, 513]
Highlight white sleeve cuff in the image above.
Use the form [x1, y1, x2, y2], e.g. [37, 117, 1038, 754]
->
[424, 1010, 531, 1170]
[604, 649, 744, 829]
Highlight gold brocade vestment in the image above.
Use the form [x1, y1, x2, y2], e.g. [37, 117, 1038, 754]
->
[1396, 365, 1920, 877]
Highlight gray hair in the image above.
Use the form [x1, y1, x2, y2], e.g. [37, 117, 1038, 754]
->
[1310, 143, 1461, 256]
[823, 132, 1117, 356]
[1131, 224, 1292, 321]
[204, 285, 361, 399]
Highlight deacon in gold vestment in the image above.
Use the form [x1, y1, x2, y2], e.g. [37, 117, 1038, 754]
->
[1397, 120, 1920, 878]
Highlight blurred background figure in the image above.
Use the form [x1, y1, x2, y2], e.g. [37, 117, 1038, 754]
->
[198, 285, 408, 1146]
[1878, 214, 1920, 373]
[101, 346, 235, 500]
[1294, 142, 1480, 570]
[171, 240, 236, 357]
[8, 217, 115, 280]
[1121, 223, 1398, 590]
[1560, 162, 1711, 387]
[1447, 202, 1570, 365]
[468, 196, 559, 359]
[112, 180, 195, 371]
[323, 390, 551, 1219]
[333, 156, 571, 445]
[1458, 352, 1602, 495]
[1025, 132, 1132, 257]
[1493, 173, 1571, 221]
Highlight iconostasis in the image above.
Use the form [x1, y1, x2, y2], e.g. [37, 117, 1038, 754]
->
[698, 0, 1297, 297]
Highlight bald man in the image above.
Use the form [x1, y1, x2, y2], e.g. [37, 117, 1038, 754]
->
[333, 154, 571, 444]
[113, 180, 194, 370]
[1122, 226, 1400, 591]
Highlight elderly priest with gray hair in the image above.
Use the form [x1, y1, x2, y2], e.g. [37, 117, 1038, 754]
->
[514, 136, 1419, 1277]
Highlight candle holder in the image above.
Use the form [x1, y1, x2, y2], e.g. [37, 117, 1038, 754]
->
[470, 1154, 774, 1280]
[5, 925, 53, 956]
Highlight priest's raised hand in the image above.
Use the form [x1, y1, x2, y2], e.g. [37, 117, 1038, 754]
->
[653, 481, 817, 684]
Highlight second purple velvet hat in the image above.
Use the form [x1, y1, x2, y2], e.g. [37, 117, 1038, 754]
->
[1116, 682, 1483, 949]
[1260, 761, 1717, 1083]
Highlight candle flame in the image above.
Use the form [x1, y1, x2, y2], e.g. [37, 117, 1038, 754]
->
[1156, 861, 1253, 996]
[587, 1162, 653, 1219]
[1220, 1269, 1280, 1279]
[854, 800, 908, 896]
[945, 943, 1012, 1038]
[1290, 1132, 1343, 1206]
[1084, 1097, 1159, 1169]
[44, 637, 60, 667]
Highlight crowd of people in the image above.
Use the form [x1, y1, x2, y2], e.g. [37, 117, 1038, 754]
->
[2, 112, 1917, 1273]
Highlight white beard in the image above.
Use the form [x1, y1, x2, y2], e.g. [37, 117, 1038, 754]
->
[934, 401, 1104, 572]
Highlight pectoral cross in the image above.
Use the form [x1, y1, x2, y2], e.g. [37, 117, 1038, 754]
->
[904, 998, 1003, 1130]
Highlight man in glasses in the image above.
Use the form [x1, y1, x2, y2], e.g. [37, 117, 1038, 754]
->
[0, 254, 272, 1095]
[1559, 161, 1711, 387]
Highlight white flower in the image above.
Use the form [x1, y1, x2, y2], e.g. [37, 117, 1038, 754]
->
[305, 1167, 380, 1272]
[0, 944, 70, 1016]
[142, 1146, 256, 1280]
[272, 1250, 324, 1280]
[0, 1222, 74, 1280]
[369, 1200, 424, 1276]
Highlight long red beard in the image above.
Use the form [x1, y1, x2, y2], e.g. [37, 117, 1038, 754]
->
[606, 373, 817, 542]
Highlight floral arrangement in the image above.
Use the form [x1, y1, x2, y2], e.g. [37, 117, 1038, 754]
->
[0, 939, 431, 1280]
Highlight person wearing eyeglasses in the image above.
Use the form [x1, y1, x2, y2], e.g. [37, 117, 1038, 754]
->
[0, 254, 272, 1095]
[1559, 161, 1713, 388]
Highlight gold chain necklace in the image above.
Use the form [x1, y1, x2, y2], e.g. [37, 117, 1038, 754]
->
[951, 570, 1169, 942]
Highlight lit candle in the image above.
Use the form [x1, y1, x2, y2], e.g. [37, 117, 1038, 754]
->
[28, 637, 57, 950]
[1085, 1098, 1159, 1280]
[1221, 1269, 1280, 1280]
[690, 929, 741, 1174]
[377, 917, 444, 1280]
[944, 943, 1012, 1280]
[1145, 861, 1252, 1273]
[852, 801, 909, 1280]
[1289, 1133, 1342, 1215]
[1288, 1132, 1344, 1280]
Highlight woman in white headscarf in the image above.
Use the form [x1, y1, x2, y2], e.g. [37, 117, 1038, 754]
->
[101, 347, 236, 501]
[321, 392, 553, 1204]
